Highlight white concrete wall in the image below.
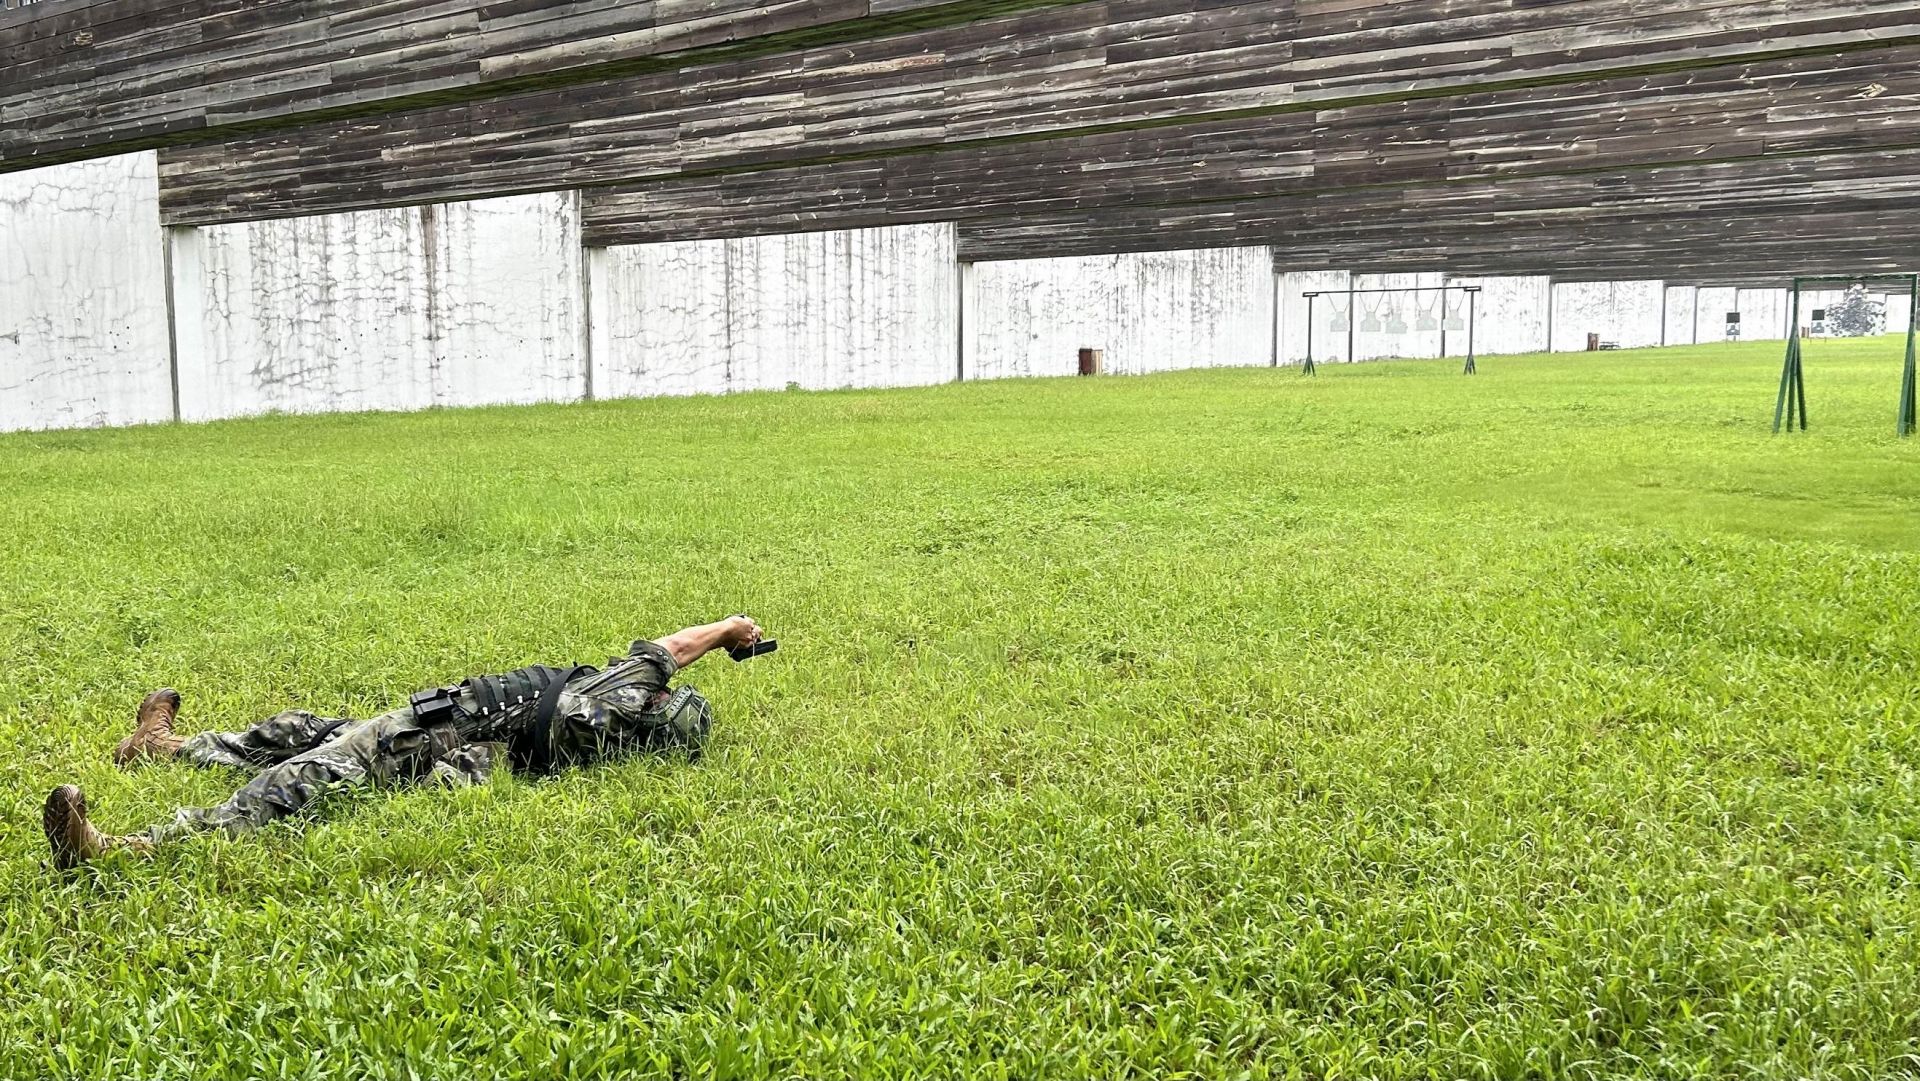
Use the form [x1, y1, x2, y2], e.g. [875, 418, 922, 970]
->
[1734, 288, 1791, 342]
[965, 246, 1274, 379]
[1278, 270, 1352, 366]
[1887, 294, 1916, 336]
[593, 223, 957, 398]
[0, 151, 173, 432]
[1663, 286, 1698, 346]
[1550, 280, 1666, 352]
[1446, 276, 1552, 358]
[171, 192, 585, 422]
[1349, 273, 1446, 361]
[1694, 288, 1738, 343]
[1285, 273, 1549, 364]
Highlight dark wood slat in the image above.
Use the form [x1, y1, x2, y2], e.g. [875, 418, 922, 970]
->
[951, 148, 1920, 282]
[0, 0, 1083, 171]
[578, 45, 1920, 245]
[154, 0, 1920, 225]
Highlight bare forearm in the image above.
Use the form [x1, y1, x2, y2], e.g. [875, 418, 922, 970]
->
[654, 616, 759, 668]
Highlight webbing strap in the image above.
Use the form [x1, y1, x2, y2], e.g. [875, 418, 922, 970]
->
[526, 664, 591, 773]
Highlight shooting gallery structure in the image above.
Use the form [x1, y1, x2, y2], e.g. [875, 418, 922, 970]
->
[3, 0, 1917, 431]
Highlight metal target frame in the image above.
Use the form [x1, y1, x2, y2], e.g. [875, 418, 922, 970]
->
[1773, 274, 1919, 437]
[1301, 285, 1480, 376]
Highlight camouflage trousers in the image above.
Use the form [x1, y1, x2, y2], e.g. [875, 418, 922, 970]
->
[141, 708, 494, 845]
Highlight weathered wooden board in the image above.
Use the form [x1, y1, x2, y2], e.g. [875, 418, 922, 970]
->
[951, 148, 1920, 279]
[16, 0, 1917, 285]
[0, 0, 1076, 171]
[152, 0, 1920, 226]
[579, 45, 1920, 245]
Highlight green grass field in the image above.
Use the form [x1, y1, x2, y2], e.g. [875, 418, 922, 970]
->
[3, 337, 1917, 1079]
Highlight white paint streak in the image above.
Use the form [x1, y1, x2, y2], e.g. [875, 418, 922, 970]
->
[1446, 276, 1553, 357]
[1278, 270, 1351, 366]
[1663, 286, 1698, 345]
[1695, 287, 1740, 343]
[596, 223, 958, 398]
[173, 192, 584, 421]
[1550, 280, 1666, 352]
[1735, 288, 1790, 342]
[967, 247, 1274, 379]
[0, 152, 172, 432]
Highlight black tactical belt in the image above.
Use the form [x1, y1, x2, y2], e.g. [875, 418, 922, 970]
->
[465, 664, 572, 718]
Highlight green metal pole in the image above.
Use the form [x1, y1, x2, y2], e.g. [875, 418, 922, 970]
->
[1900, 278, 1918, 437]
[1464, 289, 1478, 375]
[1304, 295, 1317, 376]
[1774, 283, 1802, 433]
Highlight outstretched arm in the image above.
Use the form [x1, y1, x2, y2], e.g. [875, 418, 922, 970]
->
[653, 615, 761, 668]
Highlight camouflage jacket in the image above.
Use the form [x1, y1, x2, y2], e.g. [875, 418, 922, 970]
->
[450, 640, 710, 776]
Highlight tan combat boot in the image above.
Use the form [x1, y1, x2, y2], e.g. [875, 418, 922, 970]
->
[42, 785, 152, 870]
[114, 688, 184, 766]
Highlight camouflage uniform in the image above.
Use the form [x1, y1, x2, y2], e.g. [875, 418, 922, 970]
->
[141, 640, 709, 845]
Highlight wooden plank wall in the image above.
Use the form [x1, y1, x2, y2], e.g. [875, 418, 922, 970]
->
[151, 0, 1920, 224]
[8, 0, 1919, 281]
[0, 0, 1069, 171]
[953, 147, 1920, 270]
[581, 45, 1920, 245]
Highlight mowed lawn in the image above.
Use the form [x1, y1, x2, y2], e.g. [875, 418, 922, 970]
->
[2, 338, 1917, 1079]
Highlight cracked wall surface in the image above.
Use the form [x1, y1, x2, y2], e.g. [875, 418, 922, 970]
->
[0, 152, 172, 433]
[591, 223, 958, 399]
[1550, 281, 1667, 352]
[966, 248, 1274, 379]
[171, 192, 584, 422]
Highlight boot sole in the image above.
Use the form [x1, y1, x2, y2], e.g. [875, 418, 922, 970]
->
[43, 785, 89, 871]
[117, 688, 184, 767]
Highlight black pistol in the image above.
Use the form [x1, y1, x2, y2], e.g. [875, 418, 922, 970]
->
[727, 616, 778, 662]
[728, 640, 778, 662]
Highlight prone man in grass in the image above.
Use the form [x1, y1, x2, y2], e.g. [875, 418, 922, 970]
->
[42, 615, 764, 869]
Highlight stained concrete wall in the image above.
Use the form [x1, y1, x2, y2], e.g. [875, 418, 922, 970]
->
[1694, 287, 1738, 343]
[1887, 295, 1916, 335]
[1663, 287, 1698, 346]
[592, 223, 958, 398]
[170, 192, 585, 422]
[0, 151, 173, 432]
[1550, 280, 1667, 352]
[964, 247, 1274, 379]
[1733, 289, 1791, 342]
[1348, 273, 1446, 361]
[2, 153, 1846, 432]
[1278, 270, 1351, 366]
[1444, 276, 1553, 358]
[1284, 273, 1549, 364]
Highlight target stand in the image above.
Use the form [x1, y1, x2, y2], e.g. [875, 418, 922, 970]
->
[1301, 285, 1480, 376]
[1773, 274, 1918, 437]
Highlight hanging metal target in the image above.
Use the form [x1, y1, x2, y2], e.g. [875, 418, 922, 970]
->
[1359, 296, 1382, 333]
[1415, 293, 1441, 332]
[1384, 307, 1408, 334]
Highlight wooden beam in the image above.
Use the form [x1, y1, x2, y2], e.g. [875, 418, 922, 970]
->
[0, 0, 1081, 172]
[578, 45, 1920, 245]
[151, 0, 1920, 226]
